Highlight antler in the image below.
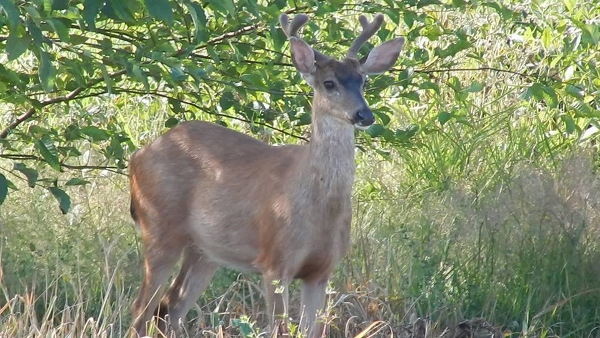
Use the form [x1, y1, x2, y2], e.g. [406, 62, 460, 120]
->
[346, 14, 384, 59]
[280, 13, 331, 64]
[279, 13, 309, 38]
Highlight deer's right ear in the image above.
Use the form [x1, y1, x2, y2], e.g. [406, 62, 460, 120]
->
[361, 37, 404, 75]
[290, 37, 317, 75]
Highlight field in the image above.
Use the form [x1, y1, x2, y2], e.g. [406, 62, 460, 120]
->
[1, 0, 600, 337]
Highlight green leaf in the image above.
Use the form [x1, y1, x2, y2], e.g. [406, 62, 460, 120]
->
[240, 73, 266, 90]
[131, 64, 150, 91]
[374, 111, 391, 126]
[165, 117, 179, 128]
[65, 178, 91, 186]
[541, 85, 558, 108]
[52, 0, 69, 10]
[398, 67, 414, 88]
[185, 1, 208, 42]
[541, 27, 552, 49]
[565, 84, 584, 99]
[49, 187, 71, 214]
[481, 2, 517, 20]
[64, 124, 81, 141]
[404, 10, 418, 28]
[0, 173, 8, 205]
[413, 48, 429, 63]
[99, 63, 114, 93]
[80, 126, 111, 141]
[560, 114, 576, 134]
[464, 81, 484, 93]
[169, 66, 186, 82]
[83, 0, 103, 29]
[6, 29, 31, 61]
[144, 0, 173, 25]
[400, 91, 420, 102]
[563, 0, 575, 13]
[366, 124, 386, 137]
[220, 90, 235, 111]
[13, 163, 39, 187]
[417, 0, 442, 8]
[47, 18, 70, 42]
[419, 81, 440, 93]
[295, 113, 311, 126]
[0, 0, 20, 29]
[437, 111, 452, 125]
[231, 318, 254, 337]
[523, 83, 553, 105]
[58, 146, 83, 157]
[108, 135, 124, 159]
[395, 124, 419, 142]
[39, 51, 56, 92]
[209, 0, 236, 17]
[168, 97, 184, 114]
[103, 0, 136, 23]
[36, 135, 61, 172]
[435, 39, 472, 58]
[26, 18, 43, 47]
[447, 76, 462, 93]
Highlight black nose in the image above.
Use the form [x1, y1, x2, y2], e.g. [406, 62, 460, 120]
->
[355, 108, 374, 127]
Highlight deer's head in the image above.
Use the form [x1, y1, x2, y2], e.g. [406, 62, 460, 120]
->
[280, 13, 404, 130]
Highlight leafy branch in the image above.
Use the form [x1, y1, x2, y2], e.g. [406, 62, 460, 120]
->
[0, 154, 124, 174]
[0, 69, 127, 139]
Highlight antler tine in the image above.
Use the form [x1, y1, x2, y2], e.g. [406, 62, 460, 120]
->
[279, 13, 309, 38]
[347, 13, 385, 59]
[280, 13, 331, 65]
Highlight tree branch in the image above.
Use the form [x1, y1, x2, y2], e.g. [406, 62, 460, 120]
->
[412, 66, 530, 79]
[113, 88, 310, 142]
[205, 23, 261, 46]
[0, 153, 125, 174]
[0, 69, 127, 139]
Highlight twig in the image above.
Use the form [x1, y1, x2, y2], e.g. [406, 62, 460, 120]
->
[0, 69, 127, 139]
[413, 66, 530, 79]
[113, 88, 310, 142]
[206, 23, 261, 46]
[0, 153, 125, 174]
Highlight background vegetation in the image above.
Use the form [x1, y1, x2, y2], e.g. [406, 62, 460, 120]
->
[1, 0, 599, 336]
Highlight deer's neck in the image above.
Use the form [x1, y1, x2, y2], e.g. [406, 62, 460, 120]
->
[300, 103, 356, 197]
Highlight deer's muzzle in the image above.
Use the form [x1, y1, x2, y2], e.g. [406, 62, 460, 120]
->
[353, 108, 375, 129]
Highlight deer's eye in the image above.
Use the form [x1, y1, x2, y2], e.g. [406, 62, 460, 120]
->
[323, 81, 336, 89]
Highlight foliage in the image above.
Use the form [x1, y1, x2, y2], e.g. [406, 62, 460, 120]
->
[1, 0, 598, 211]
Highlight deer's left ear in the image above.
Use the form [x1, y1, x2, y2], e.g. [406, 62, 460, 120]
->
[290, 37, 317, 75]
[361, 37, 404, 74]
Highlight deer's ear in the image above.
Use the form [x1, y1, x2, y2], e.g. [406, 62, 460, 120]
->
[290, 37, 317, 75]
[361, 37, 404, 74]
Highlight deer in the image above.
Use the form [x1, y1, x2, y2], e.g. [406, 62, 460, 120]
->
[128, 12, 404, 338]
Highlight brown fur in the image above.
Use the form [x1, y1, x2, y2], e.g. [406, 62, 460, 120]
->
[129, 13, 404, 338]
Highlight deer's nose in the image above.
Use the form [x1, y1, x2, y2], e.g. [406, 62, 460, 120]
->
[354, 108, 374, 127]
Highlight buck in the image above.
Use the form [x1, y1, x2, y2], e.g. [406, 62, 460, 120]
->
[129, 12, 404, 337]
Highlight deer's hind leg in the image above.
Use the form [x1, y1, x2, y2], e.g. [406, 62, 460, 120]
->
[131, 234, 182, 337]
[130, 203, 194, 337]
[158, 245, 218, 334]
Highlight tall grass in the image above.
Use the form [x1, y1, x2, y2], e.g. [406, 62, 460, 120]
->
[348, 150, 600, 337]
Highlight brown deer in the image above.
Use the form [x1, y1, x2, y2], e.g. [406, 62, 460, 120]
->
[129, 12, 404, 337]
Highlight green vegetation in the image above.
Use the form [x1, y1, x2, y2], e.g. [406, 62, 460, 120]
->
[1, 0, 599, 337]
